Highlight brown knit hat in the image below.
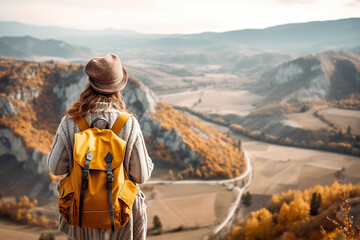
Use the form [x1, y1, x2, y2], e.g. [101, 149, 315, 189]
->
[85, 54, 128, 94]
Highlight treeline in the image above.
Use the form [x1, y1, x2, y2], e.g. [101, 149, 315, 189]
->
[150, 102, 246, 179]
[174, 103, 360, 157]
[230, 123, 360, 156]
[0, 195, 58, 228]
[227, 181, 360, 240]
[174, 106, 228, 127]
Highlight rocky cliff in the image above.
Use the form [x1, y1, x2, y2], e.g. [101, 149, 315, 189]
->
[0, 58, 245, 201]
[257, 50, 360, 102]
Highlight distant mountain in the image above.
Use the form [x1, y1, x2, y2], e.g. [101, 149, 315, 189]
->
[192, 18, 360, 54]
[0, 21, 140, 39]
[258, 50, 360, 102]
[0, 18, 359, 54]
[0, 21, 175, 51]
[0, 36, 94, 58]
[350, 45, 360, 53]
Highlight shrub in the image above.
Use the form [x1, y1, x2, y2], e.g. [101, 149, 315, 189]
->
[153, 215, 163, 235]
[39, 233, 55, 240]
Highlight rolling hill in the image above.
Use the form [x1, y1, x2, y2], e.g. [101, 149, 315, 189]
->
[0, 36, 94, 59]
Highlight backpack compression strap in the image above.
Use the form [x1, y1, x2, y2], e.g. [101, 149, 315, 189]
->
[72, 115, 89, 132]
[111, 112, 132, 136]
[79, 151, 93, 228]
[105, 152, 115, 231]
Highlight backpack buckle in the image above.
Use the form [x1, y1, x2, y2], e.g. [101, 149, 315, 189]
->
[82, 170, 89, 179]
[107, 172, 113, 182]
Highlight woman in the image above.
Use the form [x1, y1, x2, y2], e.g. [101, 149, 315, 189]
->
[47, 54, 153, 240]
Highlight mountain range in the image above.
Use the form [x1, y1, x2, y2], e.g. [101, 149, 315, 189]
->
[0, 18, 359, 54]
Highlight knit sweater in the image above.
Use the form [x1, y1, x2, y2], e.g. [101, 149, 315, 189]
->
[47, 102, 154, 240]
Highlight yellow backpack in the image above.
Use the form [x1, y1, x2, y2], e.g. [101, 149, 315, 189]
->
[57, 112, 138, 231]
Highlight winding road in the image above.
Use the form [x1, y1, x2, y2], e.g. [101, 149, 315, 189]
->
[145, 150, 253, 239]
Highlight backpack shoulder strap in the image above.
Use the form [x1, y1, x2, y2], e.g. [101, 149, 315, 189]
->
[71, 115, 89, 132]
[111, 112, 132, 136]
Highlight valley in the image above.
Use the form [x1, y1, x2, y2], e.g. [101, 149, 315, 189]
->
[0, 18, 359, 240]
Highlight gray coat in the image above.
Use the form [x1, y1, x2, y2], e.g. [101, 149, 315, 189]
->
[47, 102, 154, 240]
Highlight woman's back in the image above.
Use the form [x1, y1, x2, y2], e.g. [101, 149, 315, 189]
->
[47, 55, 153, 240]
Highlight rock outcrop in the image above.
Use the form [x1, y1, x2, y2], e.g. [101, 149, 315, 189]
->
[122, 78, 202, 166]
[258, 50, 360, 102]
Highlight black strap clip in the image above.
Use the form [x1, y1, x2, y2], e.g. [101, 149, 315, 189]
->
[82, 170, 89, 179]
[107, 172, 113, 182]
[104, 152, 115, 231]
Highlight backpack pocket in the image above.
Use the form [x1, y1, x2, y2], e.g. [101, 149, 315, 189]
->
[118, 180, 138, 226]
[58, 176, 76, 224]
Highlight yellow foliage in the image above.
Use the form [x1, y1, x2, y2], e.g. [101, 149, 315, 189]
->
[243, 208, 276, 240]
[277, 197, 310, 232]
[229, 181, 360, 240]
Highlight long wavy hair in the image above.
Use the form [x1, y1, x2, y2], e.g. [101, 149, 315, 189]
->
[66, 84, 131, 119]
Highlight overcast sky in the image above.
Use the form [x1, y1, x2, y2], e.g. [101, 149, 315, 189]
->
[1, 0, 359, 34]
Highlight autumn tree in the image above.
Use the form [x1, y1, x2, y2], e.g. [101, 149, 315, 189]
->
[168, 170, 174, 180]
[243, 208, 276, 240]
[276, 197, 310, 232]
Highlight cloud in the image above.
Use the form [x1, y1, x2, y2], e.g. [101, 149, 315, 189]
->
[273, 0, 315, 4]
[0, 0, 359, 33]
[344, 0, 360, 7]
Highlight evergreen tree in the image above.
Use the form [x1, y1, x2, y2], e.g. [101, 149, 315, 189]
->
[310, 192, 322, 216]
[153, 215, 163, 234]
[347, 126, 352, 136]
[242, 191, 252, 207]
[338, 128, 343, 140]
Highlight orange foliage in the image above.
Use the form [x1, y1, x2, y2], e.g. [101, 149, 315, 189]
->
[0, 196, 57, 228]
[243, 208, 276, 240]
[337, 96, 360, 110]
[151, 102, 246, 179]
[0, 58, 82, 154]
[328, 142, 352, 153]
[230, 124, 246, 134]
[276, 197, 310, 232]
[228, 181, 360, 240]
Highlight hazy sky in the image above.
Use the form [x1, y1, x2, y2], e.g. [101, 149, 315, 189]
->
[1, 0, 359, 34]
